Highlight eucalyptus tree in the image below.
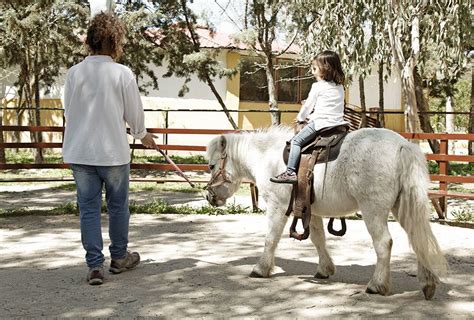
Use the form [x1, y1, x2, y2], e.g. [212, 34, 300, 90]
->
[294, 0, 382, 127]
[0, 0, 89, 162]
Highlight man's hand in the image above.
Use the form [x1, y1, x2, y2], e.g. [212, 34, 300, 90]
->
[140, 132, 158, 150]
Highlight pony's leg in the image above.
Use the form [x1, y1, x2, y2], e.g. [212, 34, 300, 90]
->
[361, 207, 393, 296]
[310, 215, 335, 279]
[251, 204, 288, 278]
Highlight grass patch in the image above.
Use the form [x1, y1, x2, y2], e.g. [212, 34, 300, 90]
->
[5, 150, 63, 164]
[451, 208, 474, 222]
[131, 154, 207, 165]
[0, 202, 79, 217]
[0, 199, 259, 217]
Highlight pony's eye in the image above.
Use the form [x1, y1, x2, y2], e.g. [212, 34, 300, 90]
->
[209, 164, 215, 170]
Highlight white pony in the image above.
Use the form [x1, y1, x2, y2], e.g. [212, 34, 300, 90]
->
[205, 126, 447, 300]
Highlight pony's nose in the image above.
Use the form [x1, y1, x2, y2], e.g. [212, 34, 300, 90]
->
[206, 193, 217, 207]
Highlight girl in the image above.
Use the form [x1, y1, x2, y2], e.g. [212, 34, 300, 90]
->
[271, 50, 347, 184]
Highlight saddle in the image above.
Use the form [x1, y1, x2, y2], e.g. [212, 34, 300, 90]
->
[283, 124, 350, 241]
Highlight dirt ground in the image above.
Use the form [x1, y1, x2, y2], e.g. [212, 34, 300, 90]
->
[0, 209, 473, 318]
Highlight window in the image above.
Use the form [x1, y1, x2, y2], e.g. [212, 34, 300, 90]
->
[239, 56, 313, 103]
[276, 60, 298, 103]
[299, 67, 314, 102]
[239, 57, 269, 102]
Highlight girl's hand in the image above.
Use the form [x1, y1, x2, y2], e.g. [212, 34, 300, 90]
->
[140, 132, 158, 150]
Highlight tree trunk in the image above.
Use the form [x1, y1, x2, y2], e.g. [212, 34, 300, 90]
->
[265, 53, 280, 126]
[358, 75, 367, 128]
[0, 109, 5, 163]
[401, 60, 421, 133]
[445, 95, 455, 154]
[204, 74, 238, 129]
[414, 69, 439, 154]
[34, 76, 44, 163]
[378, 62, 385, 127]
[0, 84, 6, 163]
[387, 5, 421, 133]
[469, 65, 474, 155]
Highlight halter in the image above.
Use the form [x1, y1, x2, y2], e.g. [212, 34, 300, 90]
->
[206, 149, 232, 202]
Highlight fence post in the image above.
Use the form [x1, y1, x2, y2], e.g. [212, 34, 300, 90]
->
[438, 137, 449, 218]
[164, 110, 169, 155]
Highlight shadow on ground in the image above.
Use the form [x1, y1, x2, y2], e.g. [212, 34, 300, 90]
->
[0, 215, 472, 318]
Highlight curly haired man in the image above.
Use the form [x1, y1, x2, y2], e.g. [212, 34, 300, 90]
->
[63, 12, 157, 285]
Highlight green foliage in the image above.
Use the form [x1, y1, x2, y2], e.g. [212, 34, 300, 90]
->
[427, 161, 474, 176]
[116, 5, 165, 94]
[428, 79, 471, 132]
[451, 209, 474, 223]
[0, 0, 89, 107]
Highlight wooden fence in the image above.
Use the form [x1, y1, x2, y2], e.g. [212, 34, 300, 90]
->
[398, 132, 474, 219]
[0, 126, 473, 218]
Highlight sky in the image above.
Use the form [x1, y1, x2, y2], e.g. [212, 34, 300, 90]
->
[88, 0, 244, 33]
[188, 0, 244, 33]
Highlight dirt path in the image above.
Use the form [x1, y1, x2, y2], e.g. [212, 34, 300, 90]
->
[0, 214, 472, 318]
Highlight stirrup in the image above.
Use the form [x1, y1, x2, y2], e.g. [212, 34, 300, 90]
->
[289, 216, 310, 241]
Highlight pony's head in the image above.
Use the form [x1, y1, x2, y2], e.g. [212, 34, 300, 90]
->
[205, 135, 242, 206]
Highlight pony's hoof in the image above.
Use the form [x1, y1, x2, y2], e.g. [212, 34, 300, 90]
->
[366, 285, 390, 296]
[249, 271, 263, 278]
[365, 287, 378, 294]
[422, 284, 436, 300]
[314, 272, 329, 279]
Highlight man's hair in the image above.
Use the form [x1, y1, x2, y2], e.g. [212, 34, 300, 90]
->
[313, 50, 345, 85]
[86, 12, 125, 59]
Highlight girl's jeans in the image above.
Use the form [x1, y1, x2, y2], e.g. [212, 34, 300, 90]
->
[71, 163, 130, 268]
[287, 121, 319, 172]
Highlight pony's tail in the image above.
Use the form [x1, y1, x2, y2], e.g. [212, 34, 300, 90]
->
[396, 142, 448, 281]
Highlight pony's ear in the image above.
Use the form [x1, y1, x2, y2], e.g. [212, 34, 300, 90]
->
[219, 135, 227, 150]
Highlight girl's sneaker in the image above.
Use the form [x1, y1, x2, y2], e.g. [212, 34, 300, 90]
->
[270, 170, 297, 184]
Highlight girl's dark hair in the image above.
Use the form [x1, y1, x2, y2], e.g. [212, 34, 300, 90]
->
[86, 12, 125, 59]
[314, 50, 345, 85]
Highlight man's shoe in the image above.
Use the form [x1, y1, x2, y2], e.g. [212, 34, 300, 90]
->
[109, 251, 140, 274]
[87, 266, 104, 285]
[270, 170, 297, 184]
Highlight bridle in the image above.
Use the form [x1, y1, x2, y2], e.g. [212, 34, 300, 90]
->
[206, 149, 231, 202]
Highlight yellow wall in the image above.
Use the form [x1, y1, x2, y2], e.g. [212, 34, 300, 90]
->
[225, 52, 240, 111]
[238, 101, 300, 130]
[384, 114, 405, 132]
[2, 98, 64, 142]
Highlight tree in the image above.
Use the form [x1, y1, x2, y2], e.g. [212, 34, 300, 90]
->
[117, 0, 239, 129]
[0, 0, 89, 162]
[218, 0, 303, 126]
[294, 0, 381, 127]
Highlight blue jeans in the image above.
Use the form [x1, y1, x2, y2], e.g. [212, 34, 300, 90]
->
[287, 122, 319, 172]
[71, 163, 130, 268]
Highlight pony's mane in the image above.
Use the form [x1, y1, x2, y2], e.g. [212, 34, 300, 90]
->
[206, 126, 293, 160]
